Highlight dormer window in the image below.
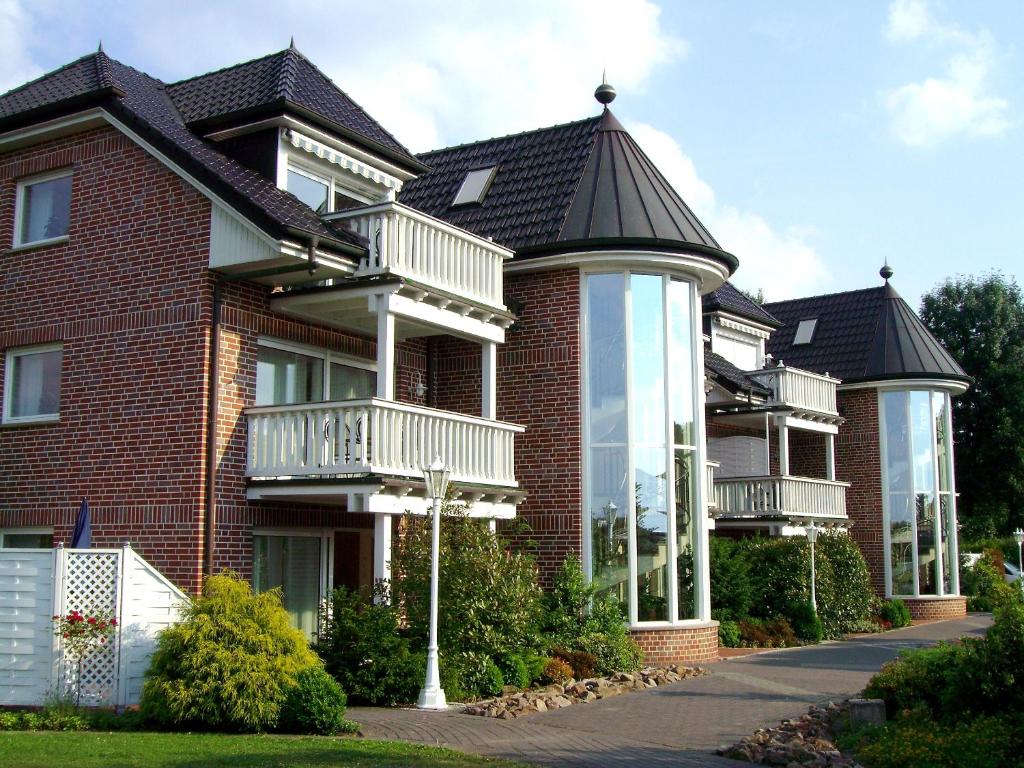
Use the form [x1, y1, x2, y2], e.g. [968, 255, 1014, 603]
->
[452, 166, 497, 207]
[793, 318, 818, 345]
[287, 164, 371, 215]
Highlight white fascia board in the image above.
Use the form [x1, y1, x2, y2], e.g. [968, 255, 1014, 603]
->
[385, 293, 506, 344]
[505, 249, 731, 292]
[773, 414, 840, 434]
[837, 378, 969, 395]
[0, 109, 109, 152]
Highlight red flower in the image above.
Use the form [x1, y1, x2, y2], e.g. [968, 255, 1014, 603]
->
[87, 617, 97, 625]
[110, 618, 117, 627]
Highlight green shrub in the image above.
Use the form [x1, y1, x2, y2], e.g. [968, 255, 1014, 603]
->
[393, 502, 545, 664]
[0, 711, 20, 730]
[278, 667, 354, 735]
[742, 537, 808, 622]
[141, 572, 318, 732]
[495, 652, 530, 689]
[788, 602, 824, 643]
[961, 553, 1019, 612]
[542, 657, 573, 685]
[314, 586, 422, 707]
[524, 651, 549, 685]
[441, 652, 504, 700]
[717, 620, 741, 648]
[709, 536, 753, 622]
[864, 642, 964, 718]
[83, 708, 147, 732]
[814, 531, 874, 637]
[877, 599, 912, 628]
[542, 554, 643, 674]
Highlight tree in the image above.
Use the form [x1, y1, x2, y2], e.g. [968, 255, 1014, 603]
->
[739, 286, 765, 305]
[920, 273, 1024, 538]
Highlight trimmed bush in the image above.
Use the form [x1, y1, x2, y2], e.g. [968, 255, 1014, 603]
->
[314, 586, 422, 707]
[442, 651, 505, 700]
[709, 536, 753, 622]
[141, 572, 318, 732]
[717, 620, 741, 648]
[739, 617, 798, 648]
[864, 642, 964, 717]
[551, 646, 598, 679]
[542, 657, 573, 685]
[278, 667, 354, 735]
[495, 652, 531, 689]
[814, 531, 874, 637]
[877, 599, 912, 629]
[788, 601, 824, 643]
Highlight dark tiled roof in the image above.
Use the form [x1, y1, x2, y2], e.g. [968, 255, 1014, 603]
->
[705, 349, 771, 396]
[400, 110, 738, 273]
[0, 52, 365, 254]
[763, 283, 968, 384]
[703, 282, 781, 328]
[166, 46, 422, 171]
[401, 116, 601, 250]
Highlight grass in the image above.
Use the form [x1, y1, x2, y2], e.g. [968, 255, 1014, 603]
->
[0, 731, 521, 768]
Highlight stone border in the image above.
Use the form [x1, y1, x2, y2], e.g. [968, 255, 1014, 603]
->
[715, 701, 863, 766]
[463, 665, 707, 719]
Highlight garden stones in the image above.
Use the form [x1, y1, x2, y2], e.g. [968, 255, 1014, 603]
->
[715, 702, 863, 767]
[462, 665, 706, 719]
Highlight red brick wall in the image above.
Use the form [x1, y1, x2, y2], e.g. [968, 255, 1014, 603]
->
[903, 596, 967, 621]
[0, 127, 212, 592]
[432, 336, 482, 417]
[790, 430, 827, 478]
[498, 269, 582, 585]
[630, 624, 719, 665]
[836, 388, 886, 596]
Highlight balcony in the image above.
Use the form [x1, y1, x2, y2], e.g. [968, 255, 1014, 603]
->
[713, 475, 849, 521]
[246, 398, 524, 490]
[748, 365, 839, 418]
[326, 202, 511, 312]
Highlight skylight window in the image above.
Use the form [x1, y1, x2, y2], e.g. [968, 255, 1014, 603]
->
[793, 318, 818, 345]
[452, 166, 497, 206]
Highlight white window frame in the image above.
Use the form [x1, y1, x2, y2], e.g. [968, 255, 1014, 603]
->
[256, 337, 376, 404]
[13, 168, 73, 248]
[3, 343, 63, 425]
[0, 527, 54, 548]
[286, 161, 374, 214]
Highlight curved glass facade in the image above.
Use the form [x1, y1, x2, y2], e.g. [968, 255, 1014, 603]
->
[584, 271, 704, 624]
[880, 389, 958, 597]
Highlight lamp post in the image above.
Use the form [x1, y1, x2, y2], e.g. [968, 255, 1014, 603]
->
[805, 521, 819, 611]
[418, 457, 450, 710]
[1015, 528, 1024, 595]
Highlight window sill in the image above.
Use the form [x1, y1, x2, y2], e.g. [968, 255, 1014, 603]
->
[6, 236, 70, 253]
[0, 416, 60, 428]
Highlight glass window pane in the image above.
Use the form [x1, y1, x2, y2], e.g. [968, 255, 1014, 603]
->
[2, 532, 53, 548]
[911, 391, 937, 595]
[675, 448, 697, 620]
[253, 534, 322, 638]
[589, 446, 629, 608]
[884, 391, 915, 595]
[11, 349, 62, 418]
[934, 392, 951, 492]
[668, 279, 695, 446]
[21, 175, 71, 243]
[256, 346, 324, 406]
[329, 363, 376, 400]
[940, 494, 953, 594]
[287, 170, 329, 214]
[587, 274, 627, 444]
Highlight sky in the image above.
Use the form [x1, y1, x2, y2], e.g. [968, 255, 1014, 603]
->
[2, 0, 1021, 307]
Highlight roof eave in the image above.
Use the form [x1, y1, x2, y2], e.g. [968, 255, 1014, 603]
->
[0, 86, 126, 134]
[515, 236, 739, 274]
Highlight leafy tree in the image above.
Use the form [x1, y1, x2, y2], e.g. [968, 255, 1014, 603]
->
[920, 273, 1024, 536]
[739, 286, 766, 305]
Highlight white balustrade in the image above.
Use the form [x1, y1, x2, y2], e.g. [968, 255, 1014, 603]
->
[706, 461, 720, 511]
[326, 202, 511, 310]
[749, 366, 839, 416]
[246, 398, 524, 487]
[713, 475, 849, 519]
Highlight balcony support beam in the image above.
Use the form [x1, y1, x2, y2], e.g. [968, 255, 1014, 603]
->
[482, 341, 497, 420]
[778, 422, 790, 476]
[373, 513, 393, 590]
[825, 432, 836, 481]
[376, 295, 396, 399]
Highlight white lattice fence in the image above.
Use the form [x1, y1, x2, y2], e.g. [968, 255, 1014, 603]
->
[0, 545, 187, 708]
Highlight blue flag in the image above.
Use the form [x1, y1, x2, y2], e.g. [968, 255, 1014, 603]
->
[72, 498, 91, 548]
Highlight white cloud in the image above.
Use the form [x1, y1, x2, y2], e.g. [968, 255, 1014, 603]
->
[0, 0, 42, 94]
[629, 122, 829, 301]
[882, 0, 1009, 147]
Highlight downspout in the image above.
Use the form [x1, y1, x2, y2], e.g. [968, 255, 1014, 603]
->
[204, 278, 223, 578]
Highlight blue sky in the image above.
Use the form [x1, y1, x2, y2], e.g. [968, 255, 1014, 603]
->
[2, 0, 1019, 307]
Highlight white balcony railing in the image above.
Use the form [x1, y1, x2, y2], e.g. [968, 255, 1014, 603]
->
[246, 399, 524, 488]
[706, 461, 720, 512]
[748, 365, 839, 416]
[714, 475, 849, 519]
[326, 202, 511, 310]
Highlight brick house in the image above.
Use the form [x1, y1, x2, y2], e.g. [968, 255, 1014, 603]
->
[0, 46, 966, 664]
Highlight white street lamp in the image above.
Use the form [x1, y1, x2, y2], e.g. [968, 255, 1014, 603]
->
[805, 521, 819, 611]
[418, 456, 451, 710]
[1015, 528, 1024, 596]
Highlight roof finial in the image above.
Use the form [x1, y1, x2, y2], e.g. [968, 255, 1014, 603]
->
[594, 70, 616, 108]
[97, 40, 103, 53]
[880, 260, 894, 283]
[289, 36, 296, 49]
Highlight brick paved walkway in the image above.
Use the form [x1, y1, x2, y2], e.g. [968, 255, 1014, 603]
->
[350, 614, 991, 767]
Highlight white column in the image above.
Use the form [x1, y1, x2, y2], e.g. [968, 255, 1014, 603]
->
[778, 420, 790, 477]
[376, 294, 395, 400]
[825, 432, 836, 481]
[481, 341, 497, 420]
[373, 514, 392, 587]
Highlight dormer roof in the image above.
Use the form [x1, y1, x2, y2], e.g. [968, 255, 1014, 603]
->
[763, 282, 969, 385]
[400, 109, 737, 273]
[703, 282, 781, 328]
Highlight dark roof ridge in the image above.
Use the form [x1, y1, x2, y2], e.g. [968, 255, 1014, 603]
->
[763, 284, 886, 310]
[417, 114, 602, 158]
[0, 51, 109, 100]
[166, 48, 288, 88]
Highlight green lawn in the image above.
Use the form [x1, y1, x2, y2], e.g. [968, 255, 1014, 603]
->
[0, 732, 520, 768]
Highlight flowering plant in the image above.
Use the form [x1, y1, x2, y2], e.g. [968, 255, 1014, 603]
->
[52, 610, 118, 705]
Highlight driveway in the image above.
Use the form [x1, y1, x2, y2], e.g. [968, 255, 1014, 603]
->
[351, 614, 991, 767]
